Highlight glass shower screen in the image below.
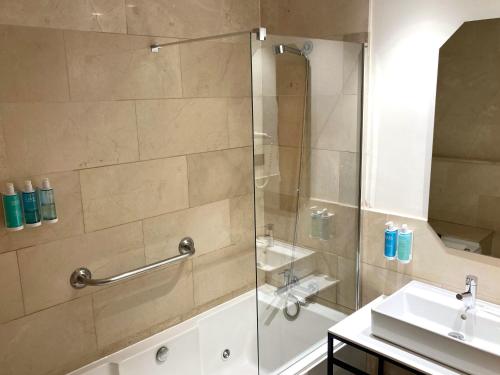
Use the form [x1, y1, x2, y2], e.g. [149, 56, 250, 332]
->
[251, 33, 364, 374]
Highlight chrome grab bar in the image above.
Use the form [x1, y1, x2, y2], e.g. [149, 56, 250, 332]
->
[70, 237, 195, 289]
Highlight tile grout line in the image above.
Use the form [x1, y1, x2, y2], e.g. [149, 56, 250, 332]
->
[133, 100, 142, 161]
[61, 30, 73, 101]
[14, 250, 27, 316]
[90, 294, 100, 351]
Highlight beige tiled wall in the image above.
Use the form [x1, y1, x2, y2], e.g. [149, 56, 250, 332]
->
[0, 2, 259, 374]
[360, 210, 500, 307]
[260, 0, 369, 41]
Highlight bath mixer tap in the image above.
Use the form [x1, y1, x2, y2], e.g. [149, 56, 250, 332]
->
[456, 275, 478, 309]
[275, 269, 299, 295]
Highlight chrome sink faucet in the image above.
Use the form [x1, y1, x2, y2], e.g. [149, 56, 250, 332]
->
[456, 275, 478, 309]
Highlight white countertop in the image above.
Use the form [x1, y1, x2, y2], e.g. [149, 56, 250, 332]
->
[328, 296, 465, 375]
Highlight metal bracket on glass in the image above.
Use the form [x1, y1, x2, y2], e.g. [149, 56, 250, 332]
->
[151, 44, 162, 53]
[256, 27, 267, 41]
[70, 237, 195, 289]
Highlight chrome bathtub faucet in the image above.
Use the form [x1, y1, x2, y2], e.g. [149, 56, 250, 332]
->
[456, 275, 478, 310]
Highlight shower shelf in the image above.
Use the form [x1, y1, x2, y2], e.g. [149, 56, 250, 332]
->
[260, 274, 340, 302]
[256, 240, 315, 272]
[69, 237, 195, 289]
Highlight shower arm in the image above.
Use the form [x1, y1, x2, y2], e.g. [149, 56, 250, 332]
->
[151, 27, 267, 52]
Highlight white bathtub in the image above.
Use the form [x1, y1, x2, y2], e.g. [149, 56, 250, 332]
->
[70, 286, 345, 375]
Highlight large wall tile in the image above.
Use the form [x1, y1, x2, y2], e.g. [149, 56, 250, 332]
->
[337, 256, 356, 309]
[310, 149, 340, 202]
[125, 0, 259, 39]
[0, 252, 24, 323]
[315, 251, 338, 303]
[180, 36, 251, 98]
[277, 95, 306, 147]
[260, 0, 369, 40]
[276, 53, 308, 96]
[18, 222, 144, 313]
[188, 147, 253, 206]
[193, 246, 255, 306]
[136, 98, 229, 160]
[0, 25, 68, 102]
[360, 210, 390, 269]
[361, 263, 412, 306]
[276, 146, 301, 197]
[230, 194, 255, 250]
[311, 94, 361, 153]
[0, 296, 97, 375]
[80, 157, 188, 232]
[143, 200, 231, 262]
[339, 151, 360, 205]
[65, 31, 182, 101]
[0, 172, 84, 253]
[228, 97, 253, 148]
[93, 262, 194, 349]
[0, 129, 8, 180]
[0, 0, 126, 33]
[332, 204, 359, 259]
[0, 101, 139, 176]
[343, 42, 363, 95]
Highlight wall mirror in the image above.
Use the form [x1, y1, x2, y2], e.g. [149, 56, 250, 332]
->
[429, 18, 500, 258]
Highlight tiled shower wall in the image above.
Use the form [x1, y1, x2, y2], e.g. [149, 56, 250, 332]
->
[0, 2, 258, 374]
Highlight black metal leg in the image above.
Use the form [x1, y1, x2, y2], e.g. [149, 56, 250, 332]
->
[378, 356, 384, 375]
[328, 332, 334, 375]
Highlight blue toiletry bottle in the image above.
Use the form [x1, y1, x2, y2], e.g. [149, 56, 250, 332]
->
[397, 224, 413, 264]
[384, 221, 398, 260]
[2, 183, 24, 231]
[22, 180, 41, 227]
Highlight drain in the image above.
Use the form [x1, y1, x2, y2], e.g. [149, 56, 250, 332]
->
[449, 331, 465, 341]
[156, 346, 169, 362]
[222, 349, 231, 361]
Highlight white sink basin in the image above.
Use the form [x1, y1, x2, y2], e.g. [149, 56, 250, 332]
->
[371, 281, 500, 375]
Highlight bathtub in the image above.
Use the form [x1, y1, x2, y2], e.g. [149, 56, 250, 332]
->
[70, 286, 345, 375]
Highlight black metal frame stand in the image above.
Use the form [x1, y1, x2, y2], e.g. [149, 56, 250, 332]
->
[327, 332, 426, 375]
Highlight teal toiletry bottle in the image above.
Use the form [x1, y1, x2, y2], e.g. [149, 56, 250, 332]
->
[39, 178, 58, 223]
[397, 224, 413, 264]
[22, 180, 41, 227]
[384, 221, 398, 260]
[2, 183, 24, 231]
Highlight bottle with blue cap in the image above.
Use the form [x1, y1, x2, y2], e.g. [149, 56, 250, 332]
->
[22, 180, 41, 227]
[384, 221, 398, 260]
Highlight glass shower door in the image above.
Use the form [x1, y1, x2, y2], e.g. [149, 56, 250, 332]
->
[251, 33, 364, 374]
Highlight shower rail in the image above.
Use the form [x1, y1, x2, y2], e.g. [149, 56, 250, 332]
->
[69, 237, 195, 289]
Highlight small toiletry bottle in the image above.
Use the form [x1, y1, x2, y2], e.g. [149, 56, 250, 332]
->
[319, 209, 334, 241]
[384, 221, 398, 260]
[310, 207, 321, 239]
[264, 223, 274, 248]
[397, 224, 413, 264]
[2, 183, 24, 231]
[39, 178, 58, 223]
[22, 180, 41, 227]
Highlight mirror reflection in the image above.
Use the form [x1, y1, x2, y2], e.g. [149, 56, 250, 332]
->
[429, 18, 500, 258]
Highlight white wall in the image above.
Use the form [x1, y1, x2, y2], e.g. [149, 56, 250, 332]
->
[365, 0, 500, 219]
